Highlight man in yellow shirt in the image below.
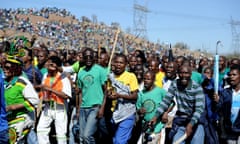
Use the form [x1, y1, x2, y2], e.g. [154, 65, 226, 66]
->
[108, 53, 139, 144]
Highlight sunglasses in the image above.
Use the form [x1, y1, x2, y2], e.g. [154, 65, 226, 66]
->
[83, 55, 94, 59]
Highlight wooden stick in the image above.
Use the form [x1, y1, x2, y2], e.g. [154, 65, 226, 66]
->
[108, 28, 120, 68]
[122, 33, 128, 56]
[98, 39, 101, 59]
[36, 97, 43, 118]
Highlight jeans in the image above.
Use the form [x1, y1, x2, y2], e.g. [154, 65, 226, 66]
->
[27, 129, 38, 144]
[0, 129, 9, 144]
[98, 117, 109, 136]
[172, 124, 205, 144]
[69, 108, 78, 144]
[27, 111, 38, 144]
[79, 106, 99, 144]
[96, 117, 112, 144]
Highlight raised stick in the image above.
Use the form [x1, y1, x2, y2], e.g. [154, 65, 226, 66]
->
[108, 28, 120, 68]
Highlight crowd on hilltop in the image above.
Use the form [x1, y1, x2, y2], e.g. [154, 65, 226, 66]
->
[1, 8, 173, 57]
[1, 7, 240, 144]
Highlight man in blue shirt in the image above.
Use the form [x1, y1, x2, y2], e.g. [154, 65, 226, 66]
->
[0, 72, 9, 143]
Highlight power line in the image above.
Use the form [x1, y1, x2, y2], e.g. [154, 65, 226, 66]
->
[149, 10, 229, 22]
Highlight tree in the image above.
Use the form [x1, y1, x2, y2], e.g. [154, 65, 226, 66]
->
[174, 42, 189, 50]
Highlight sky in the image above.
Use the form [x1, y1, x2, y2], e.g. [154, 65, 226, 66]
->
[0, 0, 240, 55]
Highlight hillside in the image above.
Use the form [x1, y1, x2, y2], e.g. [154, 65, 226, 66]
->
[0, 8, 208, 59]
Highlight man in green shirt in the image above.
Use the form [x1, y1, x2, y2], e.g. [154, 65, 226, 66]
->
[77, 48, 107, 144]
[137, 71, 166, 144]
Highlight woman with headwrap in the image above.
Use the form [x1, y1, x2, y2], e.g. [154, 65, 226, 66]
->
[3, 56, 39, 144]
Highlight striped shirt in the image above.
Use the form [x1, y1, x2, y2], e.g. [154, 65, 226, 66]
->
[156, 79, 205, 126]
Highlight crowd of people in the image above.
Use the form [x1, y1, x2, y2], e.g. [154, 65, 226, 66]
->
[0, 7, 240, 144]
[0, 7, 166, 56]
[1, 32, 240, 144]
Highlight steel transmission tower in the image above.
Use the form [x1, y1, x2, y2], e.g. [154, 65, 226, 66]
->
[92, 14, 98, 25]
[133, 0, 149, 40]
[230, 18, 240, 54]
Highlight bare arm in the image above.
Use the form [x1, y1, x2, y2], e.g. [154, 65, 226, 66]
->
[41, 85, 69, 99]
[97, 84, 107, 118]
[6, 104, 25, 111]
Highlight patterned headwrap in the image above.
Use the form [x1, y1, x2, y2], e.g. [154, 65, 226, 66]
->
[6, 55, 22, 65]
[9, 36, 31, 56]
